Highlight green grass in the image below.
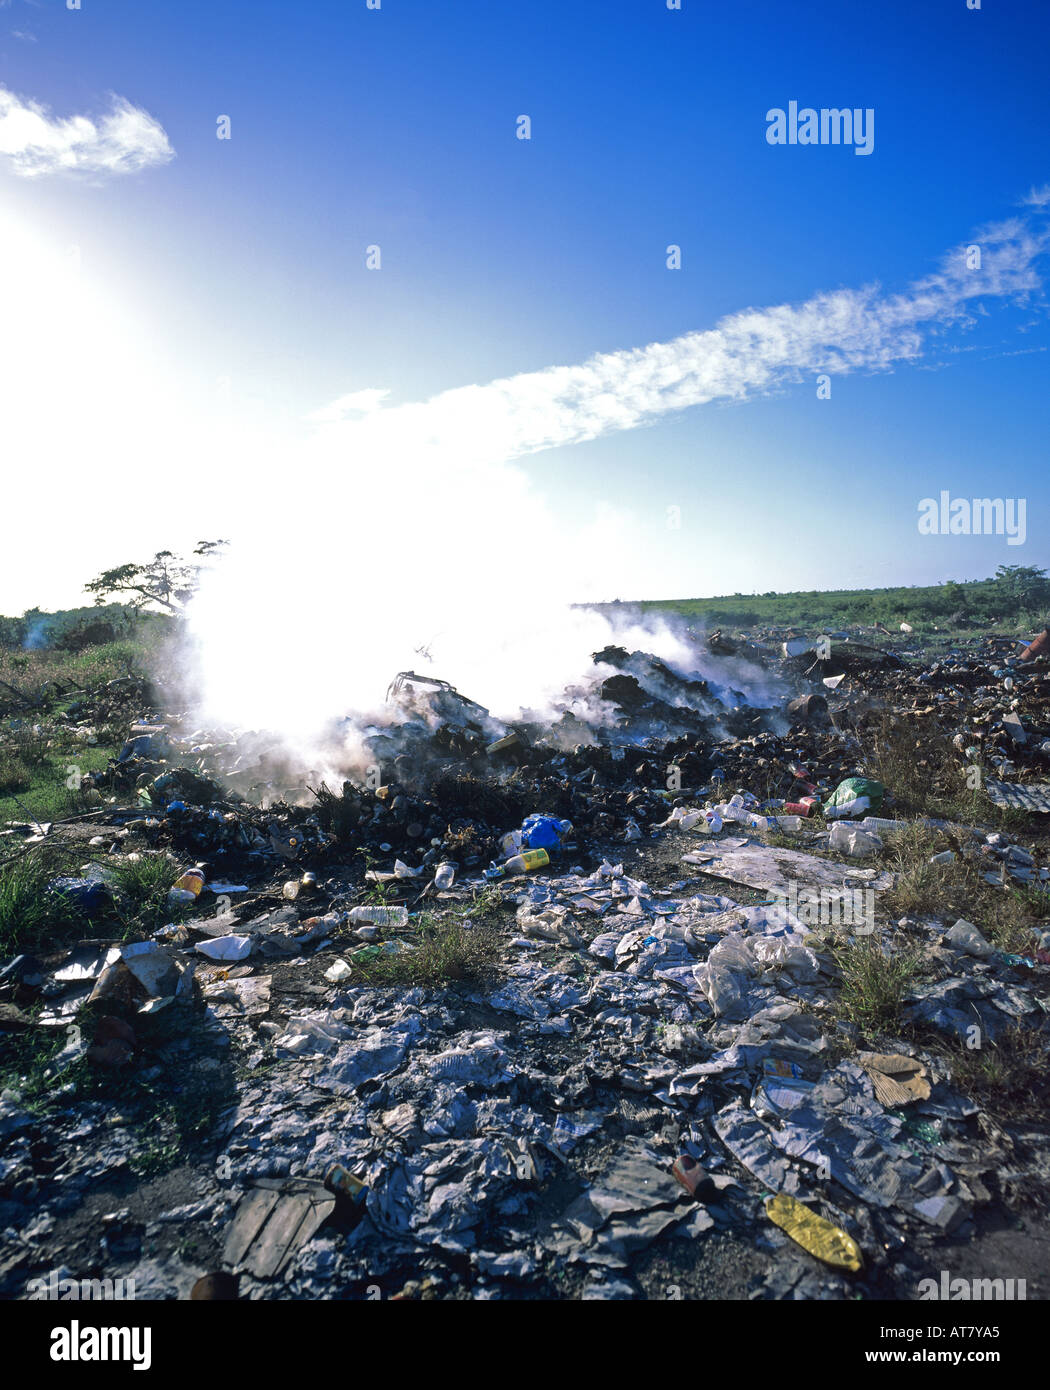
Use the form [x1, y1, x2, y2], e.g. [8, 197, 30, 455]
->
[617, 577, 1048, 634]
[0, 1017, 72, 1111]
[0, 639, 149, 711]
[831, 935, 927, 1035]
[0, 623, 162, 823]
[854, 711, 1031, 830]
[0, 748, 33, 797]
[345, 894, 504, 986]
[109, 853, 188, 937]
[0, 843, 95, 956]
[0, 741, 117, 826]
[878, 823, 1050, 956]
[939, 1026, 1049, 1123]
[0, 843, 187, 956]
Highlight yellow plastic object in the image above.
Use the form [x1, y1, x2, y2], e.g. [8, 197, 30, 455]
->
[172, 868, 204, 897]
[504, 848, 550, 875]
[764, 1193, 862, 1272]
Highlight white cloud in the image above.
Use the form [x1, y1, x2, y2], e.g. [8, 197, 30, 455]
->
[0, 84, 174, 178]
[1021, 183, 1050, 208]
[306, 214, 1048, 472]
[305, 387, 390, 423]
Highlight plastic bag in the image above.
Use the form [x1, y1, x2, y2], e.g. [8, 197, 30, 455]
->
[824, 777, 884, 816]
[520, 814, 572, 851]
[828, 821, 883, 857]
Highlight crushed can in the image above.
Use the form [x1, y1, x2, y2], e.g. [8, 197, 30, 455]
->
[324, 1164, 368, 1204]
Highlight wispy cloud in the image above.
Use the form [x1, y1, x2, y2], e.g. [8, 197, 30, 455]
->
[305, 387, 391, 423]
[312, 209, 1049, 471]
[0, 84, 174, 178]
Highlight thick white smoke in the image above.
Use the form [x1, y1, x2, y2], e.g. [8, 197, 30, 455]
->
[185, 206, 1049, 762]
[186, 430, 690, 743]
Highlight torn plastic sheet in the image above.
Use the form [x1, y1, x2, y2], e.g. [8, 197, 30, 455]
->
[985, 779, 1050, 812]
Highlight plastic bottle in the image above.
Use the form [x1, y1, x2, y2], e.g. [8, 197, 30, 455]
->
[505, 848, 550, 874]
[857, 817, 906, 838]
[434, 862, 455, 890]
[347, 905, 409, 927]
[486, 848, 550, 879]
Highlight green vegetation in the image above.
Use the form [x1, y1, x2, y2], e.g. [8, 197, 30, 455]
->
[84, 540, 226, 614]
[619, 566, 1050, 634]
[0, 842, 186, 956]
[942, 1026, 1049, 1123]
[857, 710, 1025, 828]
[831, 935, 926, 1033]
[879, 826, 1050, 957]
[344, 893, 505, 986]
[0, 605, 172, 825]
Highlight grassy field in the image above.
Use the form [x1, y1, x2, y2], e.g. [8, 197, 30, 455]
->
[0, 641, 151, 827]
[604, 574, 1049, 638]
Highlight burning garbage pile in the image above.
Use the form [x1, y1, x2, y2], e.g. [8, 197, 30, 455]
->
[74, 636, 804, 874]
[2, 623, 1050, 1301]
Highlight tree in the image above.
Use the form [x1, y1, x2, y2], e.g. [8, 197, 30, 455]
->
[85, 540, 228, 613]
[941, 579, 965, 610]
[993, 564, 1049, 609]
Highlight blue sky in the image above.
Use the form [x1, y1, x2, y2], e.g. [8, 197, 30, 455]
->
[1, 0, 1049, 614]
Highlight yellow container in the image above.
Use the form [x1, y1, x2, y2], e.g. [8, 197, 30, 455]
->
[504, 848, 550, 875]
[173, 868, 205, 897]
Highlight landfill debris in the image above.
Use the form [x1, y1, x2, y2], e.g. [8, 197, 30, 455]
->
[945, 919, 995, 959]
[190, 1272, 240, 1300]
[195, 934, 253, 962]
[764, 1193, 862, 1272]
[858, 1053, 931, 1108]
[223, 1178, 337, 1279]
[824, 777, 885, 819]
[985, 779, 1050, 813]
[684, 842, 894, 898]
[85, 1016, 137, 1068]
[4, 622, 1050, 1303]
[828, 822, 883, 857]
